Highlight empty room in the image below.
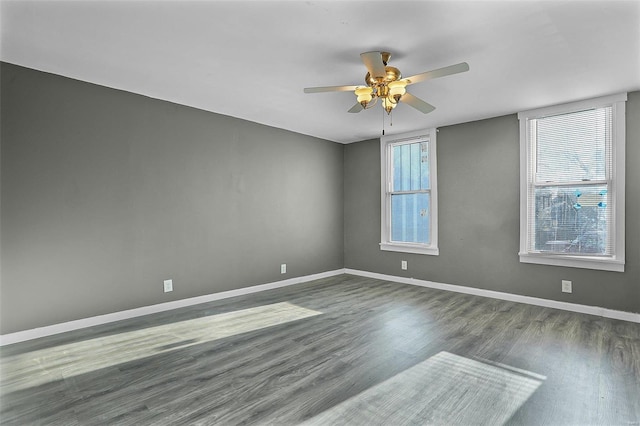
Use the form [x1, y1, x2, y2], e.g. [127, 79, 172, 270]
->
[1, 1, 639, 425]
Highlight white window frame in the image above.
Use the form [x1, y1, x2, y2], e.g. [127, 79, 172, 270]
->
[518, 93, 626, 272]
[380, 128, 439, 256]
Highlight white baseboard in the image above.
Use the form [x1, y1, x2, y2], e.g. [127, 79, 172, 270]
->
[345, 269, 640, 324]
[3, 268, 637, 346]
[0, 269, 345, 346]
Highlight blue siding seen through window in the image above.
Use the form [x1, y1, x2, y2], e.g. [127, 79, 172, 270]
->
[393, 142, 429, 191]
[391, 141, 430, 244]
[391, 193, 430, 243]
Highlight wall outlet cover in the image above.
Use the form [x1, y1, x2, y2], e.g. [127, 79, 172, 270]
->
[163, 279, 173, 293]
[401, 260, 408, 270]
[561, 280, 572, 293]
[281, 264, 287, 274]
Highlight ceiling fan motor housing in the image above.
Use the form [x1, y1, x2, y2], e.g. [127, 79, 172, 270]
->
[365, 66, 402, 88]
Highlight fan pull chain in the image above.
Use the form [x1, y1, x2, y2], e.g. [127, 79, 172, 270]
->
[381, 108, 394, 135]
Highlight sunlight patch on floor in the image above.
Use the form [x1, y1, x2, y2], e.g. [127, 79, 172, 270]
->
[0, 302, 321, 394]
[303, 351, 545, 425]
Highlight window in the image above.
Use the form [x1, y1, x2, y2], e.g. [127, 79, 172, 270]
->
[381, 129, 438, 255]
[519, 93, 626, 272]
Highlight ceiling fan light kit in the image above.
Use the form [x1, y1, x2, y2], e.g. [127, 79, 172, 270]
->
[304, 51, 469, 116]
[355, 86, 373, 108]
[388, 80, 408, 103]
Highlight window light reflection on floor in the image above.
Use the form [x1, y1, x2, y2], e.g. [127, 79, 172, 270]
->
[302, 351, 546, 425]
[0, 302, 322, 394]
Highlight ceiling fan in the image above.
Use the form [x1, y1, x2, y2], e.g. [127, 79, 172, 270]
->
[304, 51, 469, 115]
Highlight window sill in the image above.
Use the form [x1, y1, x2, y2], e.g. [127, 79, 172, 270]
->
[380, 242, 439, 256]
[519, 252, 624, 272]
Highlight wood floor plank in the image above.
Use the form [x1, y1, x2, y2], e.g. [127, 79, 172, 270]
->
[1, 274, 639, 425]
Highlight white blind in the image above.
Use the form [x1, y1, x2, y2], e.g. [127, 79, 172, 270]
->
[527, 106, 613, 256]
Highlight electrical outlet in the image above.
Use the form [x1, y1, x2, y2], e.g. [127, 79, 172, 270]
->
[281, 264, 287, 274]
[163, 279, 173, 293]
[562, 280, 572, 293]
[401, 260, 408, 270]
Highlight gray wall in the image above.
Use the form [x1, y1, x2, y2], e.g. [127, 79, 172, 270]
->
[2, 61, 637, 336]
[345, 92, 640, 314]
[1, 63, 344, 334]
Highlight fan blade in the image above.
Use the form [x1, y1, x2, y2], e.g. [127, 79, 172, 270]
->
[348, 103, 364, 113]
[360, 51, 386, 79]
[401, 93, 436, 114]
[404, 62, 469, 85]
[304, 85, 358, 94]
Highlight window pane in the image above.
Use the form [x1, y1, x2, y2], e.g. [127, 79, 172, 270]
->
[534, 185, 609, 254]
[420, 142, 430, 189]
[391, 193, 430, 244]
[393, 142, 429, 191]
[401, 144, 411, 190]
[535, 108, 609, 182]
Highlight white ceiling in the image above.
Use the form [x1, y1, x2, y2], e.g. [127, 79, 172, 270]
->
[2, 1, 639, 144]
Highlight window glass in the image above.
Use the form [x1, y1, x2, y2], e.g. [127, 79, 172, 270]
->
[391, 193, 430, 244]
[381, 129, 438, 256]
[534, 185, 609, 254]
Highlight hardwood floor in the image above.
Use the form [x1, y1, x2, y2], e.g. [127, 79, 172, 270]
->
[1, 274, 639, 425]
